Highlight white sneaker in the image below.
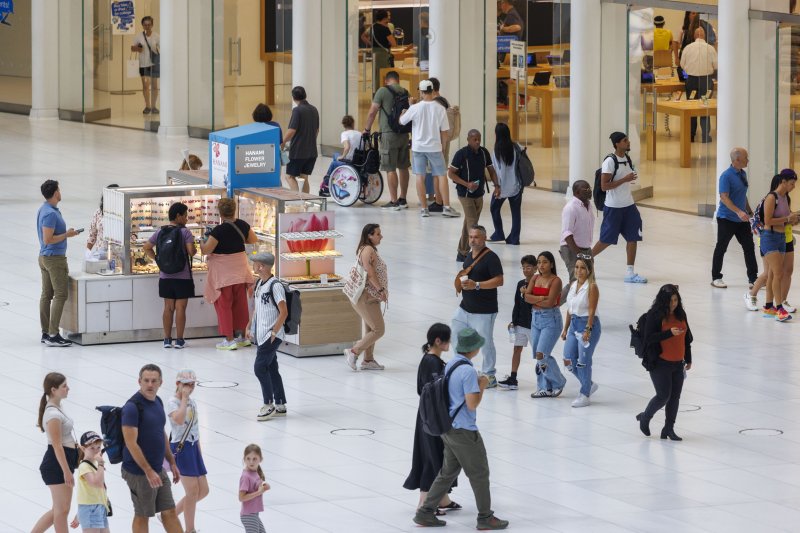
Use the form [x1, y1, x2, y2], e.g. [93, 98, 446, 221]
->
[441, 206, 461, 218]
[420, 208, 430, 217]
[360, 359, 385, 370]
[344, 348, 358, 371]
[571, 394, 590, 408]
[589, 382, 598, 396]
[783, 301, 797, 313]
[235, 336, 252, 348]
[257, 404, 276, 421]
[710, 279, 728, 288]
[216, 339, 238, 350]
[744, 292, 759, 311]
[274, 404, 287, 417]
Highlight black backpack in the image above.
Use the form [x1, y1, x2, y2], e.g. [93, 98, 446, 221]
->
[419, 359, 470, 436]
[262, 278, 302, 335]
[514, 144, 536, 188]
[593, 153, 634, 211]
[750, 192, 778, 236]
[382, 85, 412, 134]
[155, 225, 189, 274]
[628, 312, 648, 359]
[95, 395, 160, 464]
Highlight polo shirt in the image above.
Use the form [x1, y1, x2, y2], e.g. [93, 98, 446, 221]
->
[121, 393, 166, 475]
[446, 354, 480, 431]
[717, 166, 749, 222]
[37, 202, 67, 256]
[287, 101, 319, 159]
[450, 146, 493, 198]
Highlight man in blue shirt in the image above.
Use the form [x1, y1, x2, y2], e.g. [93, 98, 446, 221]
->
[711, 148, 758, 291]
[37, 180, 79, 347]
[413, 329, 509, 530]
[121, 364, 183, 533]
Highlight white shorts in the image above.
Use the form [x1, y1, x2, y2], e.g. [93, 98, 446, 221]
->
[512, 326, 531, 347]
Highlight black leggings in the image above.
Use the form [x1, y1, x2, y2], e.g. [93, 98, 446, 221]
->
[643, 359, 685, 428]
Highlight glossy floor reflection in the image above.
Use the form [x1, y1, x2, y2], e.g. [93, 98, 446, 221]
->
[2, 112, 799, 532]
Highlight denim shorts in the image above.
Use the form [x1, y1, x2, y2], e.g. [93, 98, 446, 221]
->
[760, 229, 786, 256]
[411, 150, 446, 176]
[77, 504, 109, 529]
[530, 308, 563, 356]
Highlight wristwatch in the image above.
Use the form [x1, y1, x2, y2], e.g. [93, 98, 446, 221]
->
[475, 282, 481, 291]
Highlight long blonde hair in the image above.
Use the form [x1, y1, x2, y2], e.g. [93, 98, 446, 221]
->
[243, 443, 265, 481]
[37, 372, 66, 432]
[575, 257, 596, 287]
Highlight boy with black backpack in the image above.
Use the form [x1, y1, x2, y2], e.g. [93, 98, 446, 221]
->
[142, 202, 196, 348]
[413, 328, 509, 530]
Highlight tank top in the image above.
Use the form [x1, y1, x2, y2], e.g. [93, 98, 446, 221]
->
[531, 275, 560, 307]
[768, 193, 791, 232]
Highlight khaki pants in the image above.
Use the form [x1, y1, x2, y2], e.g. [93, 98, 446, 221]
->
[457, 196, 484, 255]
[39, 255, 69, 335]
[351, 291, 384, 360]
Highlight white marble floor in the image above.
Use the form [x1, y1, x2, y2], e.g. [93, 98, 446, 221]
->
[2, 112, 800, 533]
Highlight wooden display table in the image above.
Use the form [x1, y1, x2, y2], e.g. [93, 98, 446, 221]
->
[645, 99, 717, 168]
[379, 66, 426, 92]
[505, 82, 569, 148]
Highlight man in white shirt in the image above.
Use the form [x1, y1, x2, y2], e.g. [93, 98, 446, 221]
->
[399, 80, 460, 218]
[591, 132, 647, 284]
[680, 27, 717, 143]
[560, 179, 595, 301]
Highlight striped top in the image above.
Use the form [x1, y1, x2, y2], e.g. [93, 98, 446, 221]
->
[253, 277, 286, 346]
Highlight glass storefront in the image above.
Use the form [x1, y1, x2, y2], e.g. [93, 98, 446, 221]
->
[0, 2, 32, 113]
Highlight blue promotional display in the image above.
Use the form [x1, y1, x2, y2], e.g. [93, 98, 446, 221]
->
[208, 123, 282, 196]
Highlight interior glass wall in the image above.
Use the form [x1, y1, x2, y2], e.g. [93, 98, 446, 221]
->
[496, 0, 571, 190]
[0, 2, 32, 113]
[629, 5, 717, 215]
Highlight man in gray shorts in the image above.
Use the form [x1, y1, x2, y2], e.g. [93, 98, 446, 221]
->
[121, 364, 183, 533]
[363, 70, 411, 210]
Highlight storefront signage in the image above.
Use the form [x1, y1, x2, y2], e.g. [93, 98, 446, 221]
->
[111, 0, 135, 35]
[235, 144, 276, 175]
[0, 0, 13, 26]
[509, 40, 526, 81]
[211, 142, 229, 188]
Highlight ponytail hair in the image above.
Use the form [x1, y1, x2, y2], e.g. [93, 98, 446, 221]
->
[243, 443, 265, 481]
[37, 372, 66, 432]
[421, 323, 451, 354]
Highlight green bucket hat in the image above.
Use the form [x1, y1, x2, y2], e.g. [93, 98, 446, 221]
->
[455, 328, 485, 353]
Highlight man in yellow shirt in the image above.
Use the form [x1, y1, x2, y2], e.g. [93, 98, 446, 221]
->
[653, 15, 678, 66]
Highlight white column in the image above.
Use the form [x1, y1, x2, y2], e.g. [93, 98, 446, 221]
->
[319, 0, 348, 150]
[30, 0, 59, 119]
[569, 0, 603, 187]
[292, 0, 324, 142]
[429, 0, 460, 100]
[159, 0, 190, 137]
[716, 0, 750, 190]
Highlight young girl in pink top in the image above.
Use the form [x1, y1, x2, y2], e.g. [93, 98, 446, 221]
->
[239, 444, 270, 533]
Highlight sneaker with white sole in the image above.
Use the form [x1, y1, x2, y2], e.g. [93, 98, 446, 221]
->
[274, 404, 287, 417]
[552, 387, 564, 397]
[744, 292, 759, 311]
[360, 359, 385, 370]
[174, 338, 187, 349]
[571, 394, 590, 408]
[486, 375, 498, 388]
[344, 348, 358, 370]
[624, 273, 648, 284]
[710, 278, 727, 288]
[216, 339, 238, 350]
[44, 334, 72, 347]
[235, 336, 252, 348]
[257, 404, 276, 421]
[420, 208, 430, 217]
[497, 376, 519, 390]
[397, 198, 409, 209]
[776, 308, 792, 322]
[163, 337, 173, 349]
[531, 389, 553, 398]
[783, 301, 797, 313]
[442, 206, 461, 218]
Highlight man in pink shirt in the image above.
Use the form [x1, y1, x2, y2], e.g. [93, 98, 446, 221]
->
[560, 180, 595, 302]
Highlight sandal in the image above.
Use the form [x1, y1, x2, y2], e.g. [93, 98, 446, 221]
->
[435, 509, 447, 516]
[438, 501, 462, 511]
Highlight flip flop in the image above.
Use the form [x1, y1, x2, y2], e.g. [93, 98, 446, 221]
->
[438, 501, 462, 511]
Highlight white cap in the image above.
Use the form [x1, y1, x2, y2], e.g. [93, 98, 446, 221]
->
[419, 80, 433, 92]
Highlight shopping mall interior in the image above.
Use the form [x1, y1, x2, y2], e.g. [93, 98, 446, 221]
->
[3, 1, 800, 532]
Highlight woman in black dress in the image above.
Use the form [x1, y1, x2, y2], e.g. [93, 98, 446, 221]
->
[404, 323, 461, 514]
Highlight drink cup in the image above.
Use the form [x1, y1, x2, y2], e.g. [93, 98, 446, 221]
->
[319, 274, 328, 284]
[460, 275, 469, 284]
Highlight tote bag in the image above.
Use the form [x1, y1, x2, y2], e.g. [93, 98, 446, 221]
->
[343, 259, 367, 305]
[127, 55, 140, 78]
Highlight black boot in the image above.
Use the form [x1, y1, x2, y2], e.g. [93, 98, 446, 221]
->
[636, 412, 651, 436]
[660, 426, 682, 441]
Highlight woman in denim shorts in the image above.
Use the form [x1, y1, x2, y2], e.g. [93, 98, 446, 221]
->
[524, 252, 567, 398]
[760, 172, 798, 322]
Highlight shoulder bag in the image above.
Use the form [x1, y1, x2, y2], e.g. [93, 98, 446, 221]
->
[81, 460, 113, 516]
[454, 247, 491, 295]
[142, 32, 160, 76]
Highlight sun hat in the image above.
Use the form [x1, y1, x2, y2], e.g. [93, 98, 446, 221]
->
[455, 328, 485, 354]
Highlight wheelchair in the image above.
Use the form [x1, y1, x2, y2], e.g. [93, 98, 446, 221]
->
[329, 133, 384, 207]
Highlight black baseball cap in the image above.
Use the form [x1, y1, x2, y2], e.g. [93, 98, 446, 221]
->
[80, 431, 102, 446]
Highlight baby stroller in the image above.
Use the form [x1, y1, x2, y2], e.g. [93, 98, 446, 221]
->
[328, 133, 384, 207]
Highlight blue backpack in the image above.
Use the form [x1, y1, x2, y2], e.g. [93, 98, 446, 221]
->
[96, 396, 159, 464]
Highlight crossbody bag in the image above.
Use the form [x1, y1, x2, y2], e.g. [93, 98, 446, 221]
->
[454, 247, 491, 295]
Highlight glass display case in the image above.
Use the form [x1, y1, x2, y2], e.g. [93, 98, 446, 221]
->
[234, 188, 343, 282]
[102, 185, 227, 275]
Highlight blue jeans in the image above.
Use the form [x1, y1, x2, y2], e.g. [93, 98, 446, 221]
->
[325, 152, 346, 177]
[254, 337, 286, 405]
[452, 307, 498, 376]
[489, 190, 523, 245]
[563, 315, 601, 397]
[530, 307, 566, 391]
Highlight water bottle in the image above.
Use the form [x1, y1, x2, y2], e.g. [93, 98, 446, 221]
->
[508, 325, 516, 343]
[574, 330, 590, 348]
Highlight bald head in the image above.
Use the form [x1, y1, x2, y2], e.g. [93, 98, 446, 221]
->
[730, 147, 749, 170]
[694, 27, 705, 40]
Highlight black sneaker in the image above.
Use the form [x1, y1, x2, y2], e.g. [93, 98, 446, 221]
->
[41, 332, 49, 344]
[397, 197, 409, 209]
[381, 200, 399, 209]
[497, 376, 518, 390]
[428, 202, 444, 213]
[44, 334, 72, 347]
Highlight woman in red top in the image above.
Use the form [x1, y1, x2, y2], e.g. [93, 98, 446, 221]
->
[636, 284, 693, 441]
